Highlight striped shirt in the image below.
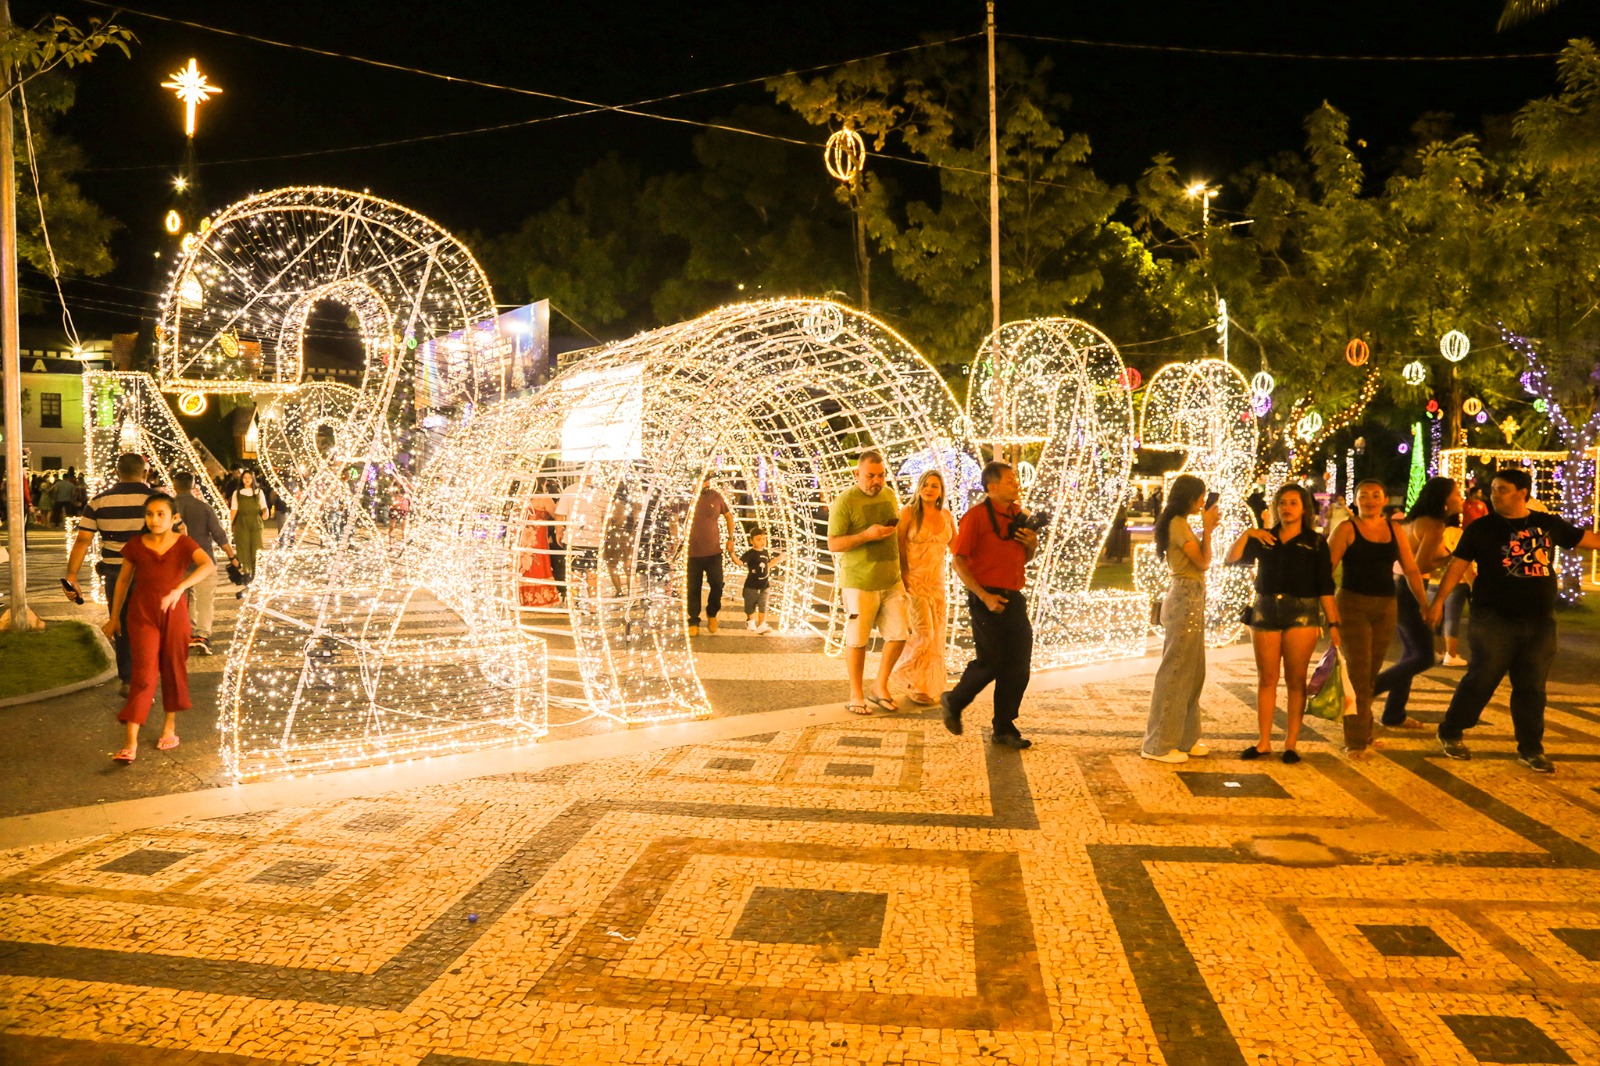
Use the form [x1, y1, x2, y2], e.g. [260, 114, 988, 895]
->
[78, 481, 152, 564]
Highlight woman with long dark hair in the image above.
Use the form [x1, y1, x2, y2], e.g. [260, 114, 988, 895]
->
[1226, 483, 1340, 764]
[104, 493, 215, 762]
[1328, 479, 1429, 758]
[1373, 475, 1461, 729]
[1142, 474, 1220, 762]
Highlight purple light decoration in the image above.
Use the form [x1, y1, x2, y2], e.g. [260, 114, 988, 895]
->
[1252, 393, 1273, 417]
[1520, 371, 1538, 395]
[1475, 411, 1489, 424]
[1398, 442, 1409, 454]
[1500, 322, 1599, 604]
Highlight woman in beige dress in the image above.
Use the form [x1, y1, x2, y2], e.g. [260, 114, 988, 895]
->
[892, 470, 956, 704]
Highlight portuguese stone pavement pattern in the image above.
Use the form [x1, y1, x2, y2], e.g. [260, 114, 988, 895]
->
[3, 653, 1600, 1065]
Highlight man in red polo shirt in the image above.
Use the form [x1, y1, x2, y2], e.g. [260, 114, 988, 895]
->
[942, 461, 1039, 748]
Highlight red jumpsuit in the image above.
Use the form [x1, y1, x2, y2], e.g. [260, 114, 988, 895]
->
[117, 534, 200, 726]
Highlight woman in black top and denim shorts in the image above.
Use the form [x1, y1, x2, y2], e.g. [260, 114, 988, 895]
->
[1327, 479, 1429, 758]
[1225, 483, 1340, 764]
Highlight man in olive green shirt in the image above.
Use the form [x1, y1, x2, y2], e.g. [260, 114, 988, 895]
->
[827, 449, 907, 715]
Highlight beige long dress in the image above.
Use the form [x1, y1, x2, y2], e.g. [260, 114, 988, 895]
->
[892, 508, 955, 699]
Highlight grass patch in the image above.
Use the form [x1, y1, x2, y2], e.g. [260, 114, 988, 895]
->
[0, 621, 110, 699]
[1091, 560, 1136, 591]
[1556, 593, 1600, 632]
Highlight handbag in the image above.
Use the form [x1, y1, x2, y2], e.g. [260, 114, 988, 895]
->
[1307, 648, 1357, 721]
[1239, 603, 1254, 626]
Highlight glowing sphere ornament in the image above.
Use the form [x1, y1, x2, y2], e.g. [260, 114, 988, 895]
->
[1250, 370, 1274, 396]
[1463, 397, 1483, 417]
[164, 210, 182, 235]
[1440, 329, 1470, 363]
[176, 391, 207, 416]
[1402, 360, 1427, 386]
[1344, 338, 1370, 366]
[824, 127, 867, 183]
[1475, 411, 1489, 424]
[1118, 366, 1143, 391]
[1297, 411, 1324, 441]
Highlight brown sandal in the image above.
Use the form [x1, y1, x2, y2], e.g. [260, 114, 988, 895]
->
[848, 702, 873, 716]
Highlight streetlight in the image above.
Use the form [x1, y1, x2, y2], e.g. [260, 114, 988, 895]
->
[1185, 181, 1218, 229]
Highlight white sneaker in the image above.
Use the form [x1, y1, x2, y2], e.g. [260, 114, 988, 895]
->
[756, 624, 772, 634]
[1140, 749, 1189, 763]
[1441, 654, 1467, 667]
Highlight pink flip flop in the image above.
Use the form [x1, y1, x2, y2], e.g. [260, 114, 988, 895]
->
[156, 735, 180, 751]
[111, 747, 136, 763]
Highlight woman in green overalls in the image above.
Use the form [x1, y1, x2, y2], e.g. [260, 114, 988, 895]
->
[229, 470, 271, 575]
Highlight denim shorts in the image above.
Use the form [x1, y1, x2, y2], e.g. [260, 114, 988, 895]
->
[1250, 593, 1323, 631]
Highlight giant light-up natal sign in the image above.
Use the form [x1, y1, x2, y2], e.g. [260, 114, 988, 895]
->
[138, 185, 1235, 780]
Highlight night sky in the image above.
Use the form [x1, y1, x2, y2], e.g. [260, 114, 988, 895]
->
[24, 0, 1596, 336]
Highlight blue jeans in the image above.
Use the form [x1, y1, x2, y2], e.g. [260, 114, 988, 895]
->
[1438, 608, 1558, 756]
[1374, 577, 1432, 725]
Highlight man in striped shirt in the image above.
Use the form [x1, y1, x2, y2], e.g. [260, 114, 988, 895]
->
[65, 453, 151, 693]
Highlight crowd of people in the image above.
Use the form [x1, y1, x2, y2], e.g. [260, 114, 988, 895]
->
[44, 446, 1599, 774]
[1142, 468, 1600, 774]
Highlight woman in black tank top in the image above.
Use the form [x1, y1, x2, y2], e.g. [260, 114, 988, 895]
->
[1328, 479, 1429, 758]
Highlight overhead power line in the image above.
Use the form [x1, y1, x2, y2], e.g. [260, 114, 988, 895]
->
[1000, 31, 1561, 62]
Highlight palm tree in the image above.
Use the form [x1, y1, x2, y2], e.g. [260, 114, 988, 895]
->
[1498, 0, 1566, 30]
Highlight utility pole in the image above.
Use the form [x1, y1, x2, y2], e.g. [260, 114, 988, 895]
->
[2, 0, 31, 631]
[986, 1, 1000, 337]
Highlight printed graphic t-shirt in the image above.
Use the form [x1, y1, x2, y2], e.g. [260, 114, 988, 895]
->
[1453, 510, 1584, 618]
[741, 548, 771, 590]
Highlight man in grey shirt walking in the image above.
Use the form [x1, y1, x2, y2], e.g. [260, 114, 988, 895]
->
[171, 470, 238, 655]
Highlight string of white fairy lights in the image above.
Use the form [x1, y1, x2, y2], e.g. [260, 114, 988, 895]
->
[1133, 359, 1259, 647]
[966, 319, 1148, 668]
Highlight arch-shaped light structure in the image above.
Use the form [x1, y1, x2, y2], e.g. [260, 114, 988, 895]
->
[414, 299, 975, 723]
[1133, 359, 1259, 646]
[967, 319, 1148, 669]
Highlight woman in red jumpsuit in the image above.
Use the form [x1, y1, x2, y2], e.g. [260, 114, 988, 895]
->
[104, 492, 216, 762]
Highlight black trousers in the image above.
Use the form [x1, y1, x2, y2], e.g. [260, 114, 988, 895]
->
[1439, 608, 1558, 756]
[96, 561, 132, 681]
[947, 588, 1033, 736]
[686, 554, 724, 624]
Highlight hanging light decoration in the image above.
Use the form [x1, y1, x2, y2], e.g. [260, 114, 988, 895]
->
[176, 391, 208, 416]
[1344, 338, 1370, 366]
[164, 210, 183, 235]
[1440, 329, 1470, 363]
[1402, 360, 1427, 386]
[1463, 397, 1483, 417]
[823, 127, 867, 183]
[1250, 370, 1274, 396]
[1297, 411, 1323, 440]
[1475, 411, 1489, 425]
[1118, 366, 1143, 391]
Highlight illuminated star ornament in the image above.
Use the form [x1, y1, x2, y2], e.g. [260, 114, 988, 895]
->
[161, 58, 222, 138]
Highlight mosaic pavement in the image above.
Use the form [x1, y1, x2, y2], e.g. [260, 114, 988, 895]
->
[3, 652, 1600, 1065]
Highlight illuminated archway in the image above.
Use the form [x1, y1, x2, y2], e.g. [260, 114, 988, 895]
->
[415, 299, 975, 723]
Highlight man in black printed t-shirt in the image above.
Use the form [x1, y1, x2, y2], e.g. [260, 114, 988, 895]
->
[1428, 468, 1600, 773]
